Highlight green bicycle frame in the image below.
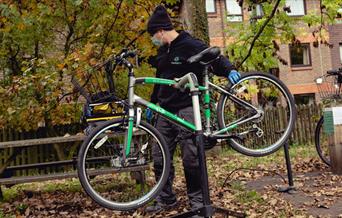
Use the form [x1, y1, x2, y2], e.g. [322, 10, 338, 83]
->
[124, 72, 260, 156]
[124, 75, 205, 156]
[134, 77, 201, 132]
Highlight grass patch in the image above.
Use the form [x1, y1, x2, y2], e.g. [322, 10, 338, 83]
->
[217, 143, 317, 167]
[236, 189, 263, 204]
[1, 186, 21, 202]
[43, 179, 81, 193]
[15, 203, 28, 215]
[227, 180, 263, 204]
[229, 181, 245, 191]
[1, 178, 82, 203]
[0, 209, 14, 218]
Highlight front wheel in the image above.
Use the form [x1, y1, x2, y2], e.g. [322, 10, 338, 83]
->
[77, 118, 170, 211]
[314, 116, 331, 166]
[217, 72, 296, 157]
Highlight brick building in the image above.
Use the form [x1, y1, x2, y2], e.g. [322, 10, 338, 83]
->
[205, 0, 342, 104]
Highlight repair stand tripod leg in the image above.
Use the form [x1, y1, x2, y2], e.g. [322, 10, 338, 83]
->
[277, 140, 296, 194]
[171, 133, 245, 218]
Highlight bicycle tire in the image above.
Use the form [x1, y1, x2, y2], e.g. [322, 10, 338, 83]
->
[217, 72, 296, 157]
[314, 116, 331, 166]
[77, 118, 170, 211]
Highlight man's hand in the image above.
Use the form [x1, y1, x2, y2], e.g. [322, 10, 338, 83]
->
[228, 70, 241, 84]
[145, 108, 153, 123]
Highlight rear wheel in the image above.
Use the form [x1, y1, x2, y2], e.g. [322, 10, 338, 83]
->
[314, 116, 331, 166]
[217, 72, 296, 157]
[77, 118, 170, 211]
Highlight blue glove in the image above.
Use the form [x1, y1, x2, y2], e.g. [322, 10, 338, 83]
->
[228, 70, 241, 84]
[146, 108, 153, 123]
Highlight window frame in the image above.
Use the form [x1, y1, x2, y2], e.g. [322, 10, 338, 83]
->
[294, 93, 315, 105]
[205, 0, 217, 14]
[224, 0, 243, 22]
[285, 0, 307, 17]
[289, 43, 312, 67]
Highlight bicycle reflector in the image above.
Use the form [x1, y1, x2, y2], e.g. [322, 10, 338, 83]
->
[315, 77, 323, 84]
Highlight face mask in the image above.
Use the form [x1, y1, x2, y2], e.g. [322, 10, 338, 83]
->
[151, 35, 164, 46]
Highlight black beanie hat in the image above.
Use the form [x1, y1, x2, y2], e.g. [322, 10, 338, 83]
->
[147, 5, 174, 36]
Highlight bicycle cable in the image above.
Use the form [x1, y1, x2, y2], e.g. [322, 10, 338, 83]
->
[221, 167, 287, 189]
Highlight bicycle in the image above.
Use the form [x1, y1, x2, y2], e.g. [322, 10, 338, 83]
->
[75, 47, 296, 211]
[314, 67, 342, 166]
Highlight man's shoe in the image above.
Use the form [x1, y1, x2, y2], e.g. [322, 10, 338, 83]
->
[145, 200, 178, 214]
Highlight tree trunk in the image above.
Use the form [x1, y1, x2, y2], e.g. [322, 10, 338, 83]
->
[179, 0, 209, 44]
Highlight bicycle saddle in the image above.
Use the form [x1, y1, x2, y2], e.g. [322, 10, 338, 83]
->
[187, 46, 221, 65]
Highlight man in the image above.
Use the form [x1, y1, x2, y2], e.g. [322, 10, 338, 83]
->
[145, 5, 240, 214]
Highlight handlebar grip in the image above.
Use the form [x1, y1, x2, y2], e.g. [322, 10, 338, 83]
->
[120, 50, 136, 58]
[327, 69, 339, 75]
[114, 50, 136, 67]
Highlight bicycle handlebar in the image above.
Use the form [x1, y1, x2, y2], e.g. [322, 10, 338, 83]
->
[99, 49, 136, 70]
[327, 67, 342, 76]
[118, 49, 136, 60]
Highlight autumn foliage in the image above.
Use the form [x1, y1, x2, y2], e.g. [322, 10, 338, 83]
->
[0, 0, 178, 131]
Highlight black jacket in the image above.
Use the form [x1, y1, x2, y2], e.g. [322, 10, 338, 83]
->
[150, 31, 234, 112]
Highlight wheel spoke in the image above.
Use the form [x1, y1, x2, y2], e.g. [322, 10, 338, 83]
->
[218, 73, 296, 156]
[77, 119, 170, 210]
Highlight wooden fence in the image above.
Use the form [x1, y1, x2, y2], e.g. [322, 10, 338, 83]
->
[0, 104, 324, 177]
[0, 124, 82, 177]
[291, 104, 322, 145]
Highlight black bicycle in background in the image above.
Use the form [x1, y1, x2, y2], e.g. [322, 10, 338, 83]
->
[314, 67, 342, 166]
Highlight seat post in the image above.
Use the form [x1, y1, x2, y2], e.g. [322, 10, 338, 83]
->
[203, 65, 211, 134]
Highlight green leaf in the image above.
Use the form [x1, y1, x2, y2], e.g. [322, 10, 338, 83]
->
[73, 0, 83, 6]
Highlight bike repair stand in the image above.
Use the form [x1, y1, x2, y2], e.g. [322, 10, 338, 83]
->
[171, 133, 246, 218]
[277, 140, 296, 194]
[171, 74, 245, 217]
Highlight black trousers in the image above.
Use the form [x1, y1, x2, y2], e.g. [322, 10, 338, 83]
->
[152, 106, 203, 209]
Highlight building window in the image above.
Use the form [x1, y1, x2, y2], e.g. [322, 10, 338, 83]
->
[340, 43, 342, 63]
[289, 43, 311, 67]
[206, 0, 216, 13]
[285, 0, 305, 16]
[294, 93, 315, 105]
[225, 0, 243, 22]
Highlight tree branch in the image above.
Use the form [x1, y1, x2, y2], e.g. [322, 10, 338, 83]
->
[237, 0, 281, 69]
[98, 0, 124, 57]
